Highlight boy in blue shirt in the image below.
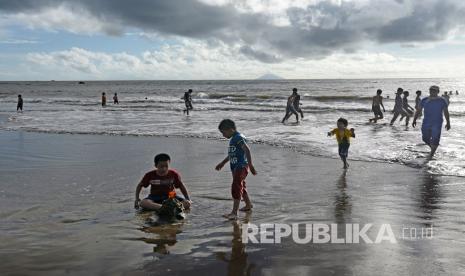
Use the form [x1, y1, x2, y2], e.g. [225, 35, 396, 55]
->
[215, 119, 257, 220]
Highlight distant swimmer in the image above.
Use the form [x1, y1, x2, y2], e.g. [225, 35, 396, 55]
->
[17, 94, 23, 112]
[113, 93, 119, 104]
[456, 90, 459, 95]
[102, 92, 106, 107]
[369, 89, 385, 123]
[182, 89, 193, 115]
[415, 90, 422, 117]
[292, 88, 304, 119]
[413, 85, 450, 160]
[442, 91, 450, 106]
[281, 89, 299, 123]
[390, 88, 409, 126]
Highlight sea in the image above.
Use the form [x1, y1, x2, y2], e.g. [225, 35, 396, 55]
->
[1, 78, 464, 176]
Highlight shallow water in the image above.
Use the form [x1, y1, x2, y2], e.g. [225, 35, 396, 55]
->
[1, 131, 464, 275]
[0, 79, 464, 176]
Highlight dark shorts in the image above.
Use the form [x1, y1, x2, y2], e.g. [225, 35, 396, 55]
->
[231, 167, 248, 200]
[421, 124, 442, 146]
[185, 101, 193, 109]
[145, 194, 185, 204]
[372, 105, 383, 117]
[338, 143, 350, 158]
[17, 104, 23, 110]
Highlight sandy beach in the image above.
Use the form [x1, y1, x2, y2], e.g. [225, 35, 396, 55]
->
[0, 130, 464, 275]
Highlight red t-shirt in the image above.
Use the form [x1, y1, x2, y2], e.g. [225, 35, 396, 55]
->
[140, 169, 182, 196]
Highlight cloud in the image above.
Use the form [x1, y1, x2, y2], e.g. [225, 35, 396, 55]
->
[2, 0, 465, 62]
[21, 43, 465, 80]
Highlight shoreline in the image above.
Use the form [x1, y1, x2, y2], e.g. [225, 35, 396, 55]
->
[1, 127, 460, 177]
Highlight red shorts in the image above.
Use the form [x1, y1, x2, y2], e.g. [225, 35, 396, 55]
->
[231, 167, 248, 200]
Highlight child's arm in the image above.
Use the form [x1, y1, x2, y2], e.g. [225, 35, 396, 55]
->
[215, 156, 229, 171]
[135, 181, 144, 209]
[327, 130, 335, 137]
[178, 182, 192, 208]
[242, 143, 257, 175]
[380, 98, 386, 111]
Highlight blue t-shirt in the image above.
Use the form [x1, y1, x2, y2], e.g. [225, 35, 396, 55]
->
[420, 97, 447, 126]
[229, 131, 248, 171]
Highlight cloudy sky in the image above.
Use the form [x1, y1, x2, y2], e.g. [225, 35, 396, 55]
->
[1, 0, 465, 80]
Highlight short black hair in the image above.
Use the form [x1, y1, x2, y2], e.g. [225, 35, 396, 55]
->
[416, 90, 421, 95]
[292, 88, 297, 92]
[397, 87, 403, 92]
[154, 153, 171, 165]
[18, 94, 21, 97]
[337, 117, 348, 127]
[377, 89, 382, 94]
[403, 91, 409, 96]
[218, 119, 236, 130]
[188, 89, 193, 93]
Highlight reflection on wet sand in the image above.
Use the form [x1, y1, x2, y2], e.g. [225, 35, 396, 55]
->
[334, 170, 352, 224]
[216, 212, 255, 276]
[137, 211, 184, 255]
[417, 174, 441, 225]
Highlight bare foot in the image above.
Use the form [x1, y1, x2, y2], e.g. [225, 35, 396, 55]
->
[239, 205, 253, 212]
[223, 213, 238, 220]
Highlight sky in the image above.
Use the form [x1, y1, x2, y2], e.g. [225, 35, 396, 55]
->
[1, 0, 465, 80]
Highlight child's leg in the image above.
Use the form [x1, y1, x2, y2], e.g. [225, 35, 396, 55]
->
[239, 188, 253, 211]
[390, 112, 399, 125]
[140, 199, 162, 211]
[225, 168, 247, 218]
[339, 144, 349, 169]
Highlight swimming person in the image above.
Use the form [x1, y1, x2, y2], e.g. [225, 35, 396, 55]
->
[442, 91, 450, 106]
[412, 85, 451, 160]
[281, 89, 299, 123]
[182, 89, 193, 115]
[399, 91, 414, 126]
[113, 93, 119, 104]
[292, 88, 304, 119]
[369, 89, 385, 123]
[17, 94, 23, 112]
[415, 90, 422, 117]
[101, 92, 106, 107]
[390, 88, 408, 126]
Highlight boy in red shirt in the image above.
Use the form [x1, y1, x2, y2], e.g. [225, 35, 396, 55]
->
[135, 153, 192, 210]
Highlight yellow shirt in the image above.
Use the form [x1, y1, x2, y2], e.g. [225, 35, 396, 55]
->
[331, 128, 352, 144]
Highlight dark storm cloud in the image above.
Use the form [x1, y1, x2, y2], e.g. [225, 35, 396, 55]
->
[239, 45, 282, 63]
[1, 0, 465, 61]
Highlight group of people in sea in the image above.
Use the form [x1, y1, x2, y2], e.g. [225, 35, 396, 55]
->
[14, 85, 454, 168]
[133, 85, 452, 221]
[101, 92, 119, 107]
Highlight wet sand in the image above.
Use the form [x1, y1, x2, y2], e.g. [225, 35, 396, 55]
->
[0, 130, 464, 275]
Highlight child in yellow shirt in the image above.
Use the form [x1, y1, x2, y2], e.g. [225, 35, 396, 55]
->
[328, 118, 355, 169]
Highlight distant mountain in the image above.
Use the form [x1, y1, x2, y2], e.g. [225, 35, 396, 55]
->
[257, 73, 284, 80]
